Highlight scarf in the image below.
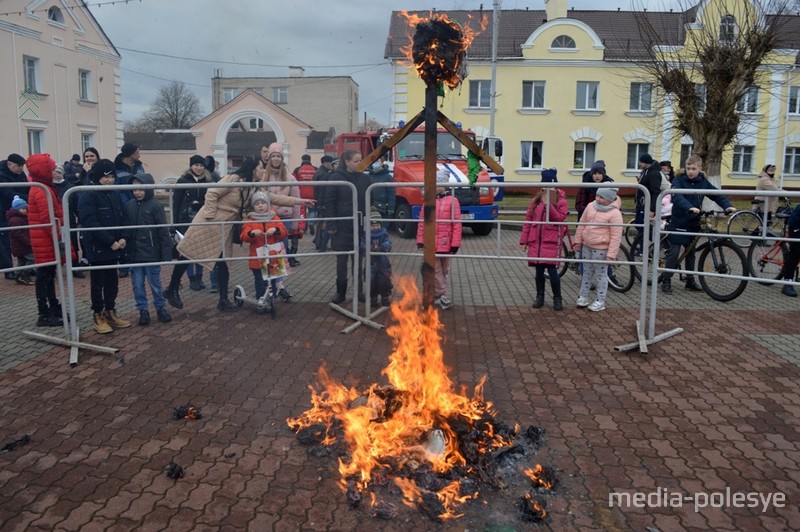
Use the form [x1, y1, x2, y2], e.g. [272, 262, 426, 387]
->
[593, 200, 615, 212]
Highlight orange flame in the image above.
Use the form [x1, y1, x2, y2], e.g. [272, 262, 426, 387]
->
[523, 464, 555, 490]
[287, 277, 507, 518]
[522, 493, 548, 520]
[396, 10, 488, 89]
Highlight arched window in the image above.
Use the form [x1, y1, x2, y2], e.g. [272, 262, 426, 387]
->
[720, 15, 736, 42]
[48, 6, 65, 24]
[551, 35, 576, 49]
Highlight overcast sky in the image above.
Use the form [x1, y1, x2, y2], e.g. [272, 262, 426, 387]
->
[89, 0, 679, 127]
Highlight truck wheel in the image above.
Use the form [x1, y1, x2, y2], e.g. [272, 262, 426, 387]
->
[470, 223, 493, 236]
[394, 203, 417, 239]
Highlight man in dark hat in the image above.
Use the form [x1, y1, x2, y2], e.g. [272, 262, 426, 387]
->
[64, 153, 84, 185]
[113, 143, 144, 277]
[0, 154, 28, 279]
[633, 154, 664, 252]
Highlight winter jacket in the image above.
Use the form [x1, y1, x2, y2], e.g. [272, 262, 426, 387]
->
[668, 172, 732, 245]
[122, 173, 174, 264]
[313, 166, 334, 213]
[416, 191, 463, 253]
[575, 171, 614, 220]
[322, 168, 371, 251]
[28, 173, 64, 265]
[268, 174, 301, 231]
[519, 189, 568, 266]
[0, 160, 28, 224]
[240, 212, 286, 270]
[63, 161, 84, 185]
[113, 154, 145, 204]
[635, 164, 663, 214]
[369, 165, 396, 218]
[173, 169, 213, 232]
[754, 171, 780, 214]
[6, 208, 32, 257]
[292, 163, 317, 201]
[77, 180, 126, 264]
[54, 178, 80, 228]
[574, 201, 623, 260]
[175, 174, 298, 270]
[370, 226, 393, 279]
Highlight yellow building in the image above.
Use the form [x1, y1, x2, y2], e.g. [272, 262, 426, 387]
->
[385, 0, 800, 190]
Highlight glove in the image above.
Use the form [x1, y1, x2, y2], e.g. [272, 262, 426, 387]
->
[450, 246, 459, 254]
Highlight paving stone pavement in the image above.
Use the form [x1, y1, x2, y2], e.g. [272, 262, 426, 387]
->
[0, 229, 798, 530]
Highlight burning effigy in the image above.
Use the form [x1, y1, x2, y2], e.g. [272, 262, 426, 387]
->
[287, 279, 556, 522]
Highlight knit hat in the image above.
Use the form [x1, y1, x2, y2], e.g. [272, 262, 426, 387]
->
[91, 159, 116, 184]
[250, 190, 270, 207]
[267, 143, 283, 158]
[370, 207, 382, 222]
[204, 156, 216, 173]
[321, 155, 334, 164]
[7, 153, 26, 166]
[189, 154, 205, 166]
[639, 153, 655, 165]
[71, 153, 81, 162]
[436, 167, 451, 184]
[590, 160, 606, 175]
[26, 153, 56, 179]
[54, 165, 64, 175]
[11, 196, 27, 210]
[596, 187, 618, 202]
[660, 160, 673, 169]
[120, 142, 138, 157]
[541, 168, 558, 183]
[301, 154, 311, 162]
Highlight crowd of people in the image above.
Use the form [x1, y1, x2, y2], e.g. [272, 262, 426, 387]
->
[2, 145, 799, 332]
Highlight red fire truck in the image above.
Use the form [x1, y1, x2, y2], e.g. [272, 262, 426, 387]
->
[325, 126, 503, 238]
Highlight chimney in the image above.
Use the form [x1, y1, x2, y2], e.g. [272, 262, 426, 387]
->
[289, 66, 305, 78]
[545, 0, 567, 21]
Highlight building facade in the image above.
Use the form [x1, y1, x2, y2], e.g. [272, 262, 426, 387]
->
[0, 0, 121, 162]
[385, 0, 800, 189]
[211, 69, 359, 136]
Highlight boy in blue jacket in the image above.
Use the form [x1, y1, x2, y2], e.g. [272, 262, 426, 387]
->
[663, 155, 736, 293]
[124, 174, 174, 325]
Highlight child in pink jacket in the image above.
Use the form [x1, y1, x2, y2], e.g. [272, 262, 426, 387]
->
[416, 168, 462, 310]
[573, 187, 623, 312]
[520, 169, 569, 310]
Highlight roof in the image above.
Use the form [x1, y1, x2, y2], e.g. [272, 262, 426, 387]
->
[385, 8, 800, 63]
[124, 132, 196, 151]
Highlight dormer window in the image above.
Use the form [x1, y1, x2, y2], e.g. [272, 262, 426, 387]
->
[720, 15, 736, 43]
[551, 35, 576, 49]
[48, 6, 65, 24]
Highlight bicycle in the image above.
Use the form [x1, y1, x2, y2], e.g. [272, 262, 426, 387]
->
[550, 228, 635, 293]
[747, 213, 798, 285]
[631, 210, 749, 302]
[727, 196, 793, 248]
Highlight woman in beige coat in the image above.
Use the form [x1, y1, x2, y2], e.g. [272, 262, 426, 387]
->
[755, 164, 781, 222]
[168, 156, 310, 311]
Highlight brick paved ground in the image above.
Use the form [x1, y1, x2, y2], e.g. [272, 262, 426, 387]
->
[0, 228, 798, 530]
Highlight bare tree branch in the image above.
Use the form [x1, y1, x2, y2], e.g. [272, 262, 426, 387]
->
[124, 81, 203, 132]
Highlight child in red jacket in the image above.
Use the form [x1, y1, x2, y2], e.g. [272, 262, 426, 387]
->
[416, 168, 462, 310]
[240, 191, 289, 307]
[520, 169, 568, 310]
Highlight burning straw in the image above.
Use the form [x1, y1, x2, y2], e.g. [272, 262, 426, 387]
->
[287, 278, 554, 522]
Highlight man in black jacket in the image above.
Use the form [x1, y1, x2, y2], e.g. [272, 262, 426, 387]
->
[0, 154, 28, 280]
[633, 153, 664, 252]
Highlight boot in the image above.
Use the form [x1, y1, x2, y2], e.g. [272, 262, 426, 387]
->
[104, 309, 131, 329]
[165, 281, 183, 309]
[662, 278, 672, 294]
[156, 307, 172, 322]
[288, 257, 300, 267]
[684, 277, 703, 292]
[331, 280, 347, 305]
[189, 276, 203, 291]
[47, 305, 64, 327]
[36, 298, 59, 327]
[138, 310, 151, 326]
[782, 284, 798, 297]
[93, 312, 113, 334]
[532, 294, 545, 309]
[217, 287, 238, 312]
[553, 297, 563, 311]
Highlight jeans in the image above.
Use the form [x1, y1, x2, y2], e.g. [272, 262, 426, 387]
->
[131, 265, 166, 311]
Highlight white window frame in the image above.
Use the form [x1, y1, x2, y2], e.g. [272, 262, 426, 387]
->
[78, 69, 91, 101]
[576, 81, 599, 110]
[736, 86, 758, 114]
[27, 130, 43, 154]
[81, 133, 93, 153]
[573, 142, 596, 170]
[520, 141, 543, 169]
[720, 15, 737, 43]
[732, 145, 754, 173]
[222, 88, 239, 104]
[273, 87, 288, 104]
[24, 56, 40, 93]
[629, 83, 652, 111]
[522, 81, 546, 109]
[469, 80, 491, 108]
[249, 118, 264, 130]
[785, 147, 800, 174]
[626, 143, 650, 170]
[790, 87, 800, 115]
[551, 35, 576, 49]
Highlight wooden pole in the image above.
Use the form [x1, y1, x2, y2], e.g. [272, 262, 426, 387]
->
[422, 83, 438, 310]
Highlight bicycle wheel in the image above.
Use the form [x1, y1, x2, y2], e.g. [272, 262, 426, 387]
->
[747, 234, 785, 285]
[697, 240, 748, 302]
[545, 235, 571, 279]
[624, 217, 639, 247]
[631, 233, 668, 284]
[608, 244, 635, 293]
[726, 211, 762, 248]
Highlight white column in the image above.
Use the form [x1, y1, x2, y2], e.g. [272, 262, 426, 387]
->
[766, 70, 786, 166]
[660, 93, 675, 162]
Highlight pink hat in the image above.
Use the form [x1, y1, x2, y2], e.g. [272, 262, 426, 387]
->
[267, 143, 284, 158]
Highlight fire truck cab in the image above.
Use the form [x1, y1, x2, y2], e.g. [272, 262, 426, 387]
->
[325, 126, 503, 238]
